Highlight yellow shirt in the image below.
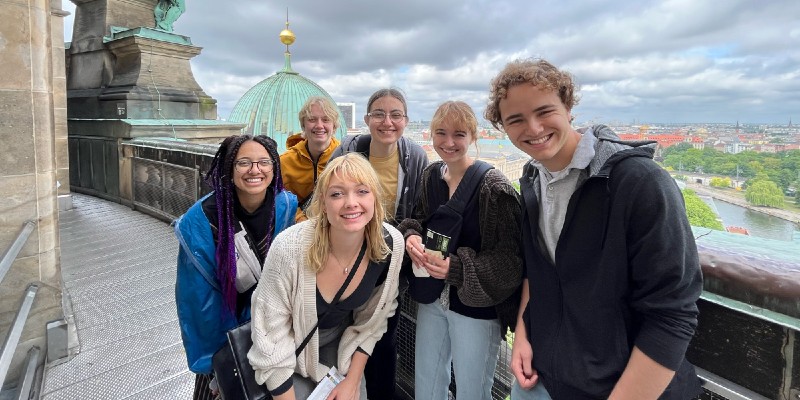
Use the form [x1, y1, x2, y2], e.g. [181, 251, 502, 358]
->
[370, 149, 399, 221]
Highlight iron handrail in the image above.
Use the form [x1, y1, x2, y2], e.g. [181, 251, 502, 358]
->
[16, 346, 40, 400]
[0, 284, 40, 387]
[0, 221, 36, 284]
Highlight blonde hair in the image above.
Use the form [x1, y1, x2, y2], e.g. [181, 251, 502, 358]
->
[298, 96, 341, 132]
[431, 101, 479, 143]
[305, 153, 390, 273]
[430, 100, 480, 157]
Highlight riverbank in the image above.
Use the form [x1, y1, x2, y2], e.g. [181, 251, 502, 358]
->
[686, 182, 800, 225]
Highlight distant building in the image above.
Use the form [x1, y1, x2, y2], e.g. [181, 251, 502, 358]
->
[337, 102, 356, 131]
[649, 134, 685, 149]
[688, 136, 705, 150]
[726, 142, 752, 154]
[617, 133, 643, 141]
[756, 144, 785, 153]
[482, 153, 528, 181]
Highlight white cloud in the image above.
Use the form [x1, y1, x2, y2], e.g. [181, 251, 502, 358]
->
[61, 0, 800, 124]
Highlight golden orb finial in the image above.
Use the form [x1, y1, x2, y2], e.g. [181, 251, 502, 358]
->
[279, 28, 295, 46]
[279, 10, 295, 48]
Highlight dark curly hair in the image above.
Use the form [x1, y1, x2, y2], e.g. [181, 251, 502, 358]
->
[484, 58, 580, 130]
[204, 134, 284, 315]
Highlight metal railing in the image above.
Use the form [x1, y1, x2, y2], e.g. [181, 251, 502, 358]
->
[0, 221, 35, 283]
[119, 139, 800, 399]
[16, 346, 41, 400]
[0, 221, 40, 399]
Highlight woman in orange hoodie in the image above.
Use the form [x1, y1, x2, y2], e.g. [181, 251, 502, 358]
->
[280, 96, 342, 222]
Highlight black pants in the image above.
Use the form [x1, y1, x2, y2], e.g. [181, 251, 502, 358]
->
[364, 299, 401, 399]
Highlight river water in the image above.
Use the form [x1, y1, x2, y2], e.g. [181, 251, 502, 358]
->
[713, 199, 800, 241]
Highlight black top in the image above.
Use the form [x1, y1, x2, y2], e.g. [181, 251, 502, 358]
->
[428, 167, 496, 320]
[316, 259, 389, 329]
[233, 189, 274, 264]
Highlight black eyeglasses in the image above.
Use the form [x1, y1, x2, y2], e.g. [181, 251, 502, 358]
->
[367, 111, 406, 122]
[234, 159, 274, 172]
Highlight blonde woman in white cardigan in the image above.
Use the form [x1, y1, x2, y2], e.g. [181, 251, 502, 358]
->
[248, 153, 404, 400]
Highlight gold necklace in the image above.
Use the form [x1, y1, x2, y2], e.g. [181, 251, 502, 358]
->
[329, 246, 360, 275]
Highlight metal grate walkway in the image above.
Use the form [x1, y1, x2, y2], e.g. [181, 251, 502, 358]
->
[41, 194, 193, 399]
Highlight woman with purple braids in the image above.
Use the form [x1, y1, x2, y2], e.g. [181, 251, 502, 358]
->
[174, 134, 297, 399]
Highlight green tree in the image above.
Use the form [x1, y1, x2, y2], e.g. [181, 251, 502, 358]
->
[775, 168, 796, 191]
[717, 162, 737, 175]
[763, 157, 781, 171]
[747, 160, 764, 175]
[662, 142, 693, 157]
[684, 148, 704, 172]
[710, 177, 731, 188]
[745, 177, 784, 208]
[681, 189, 724, 230]
[658, 146, 799, 190]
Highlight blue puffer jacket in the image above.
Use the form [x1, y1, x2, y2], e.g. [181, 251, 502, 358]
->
[174, 190, 297, 374]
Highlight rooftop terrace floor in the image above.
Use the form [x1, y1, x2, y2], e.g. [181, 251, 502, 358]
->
[41, 194, 193, 399]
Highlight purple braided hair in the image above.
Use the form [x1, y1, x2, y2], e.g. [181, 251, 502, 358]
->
[204, 135, 283, 317]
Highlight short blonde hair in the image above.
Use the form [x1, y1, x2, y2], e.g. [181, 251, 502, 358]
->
[305, 153, 390, 273]
[484, 58, 579, 130]
[430, 101, 479, 144]
[298, 96, 341, 132]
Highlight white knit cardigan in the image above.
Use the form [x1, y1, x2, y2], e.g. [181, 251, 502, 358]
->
[247, 220, 404, 392]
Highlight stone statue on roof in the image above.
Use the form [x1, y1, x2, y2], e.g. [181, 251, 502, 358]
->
[154, 0, 186, 32]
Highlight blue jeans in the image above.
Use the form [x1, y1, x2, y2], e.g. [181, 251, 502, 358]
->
[414, 301, 501, 400]
[510, 379, 552, 400]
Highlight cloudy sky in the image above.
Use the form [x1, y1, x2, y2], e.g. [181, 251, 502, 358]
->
[63, 0, 800, 125]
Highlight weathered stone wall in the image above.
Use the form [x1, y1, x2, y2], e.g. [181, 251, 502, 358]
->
[54, 1, 69, 195]
[0, 0, 68, 385]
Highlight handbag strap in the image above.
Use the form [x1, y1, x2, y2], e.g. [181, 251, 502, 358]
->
[446, 160, 493, 213]
[295, 239, 368, 357]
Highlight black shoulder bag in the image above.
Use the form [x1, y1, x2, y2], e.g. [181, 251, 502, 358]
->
[408, 161, 493, 304]
[212, 240, 368, 400]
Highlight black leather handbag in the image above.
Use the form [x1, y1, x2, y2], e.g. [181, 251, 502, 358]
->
[213, 322, 270, 400]
[212, 240, 368, 400]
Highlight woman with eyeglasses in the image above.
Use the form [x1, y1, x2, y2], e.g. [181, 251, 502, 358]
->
[331, 88, 428, 399]
[174, 134, 298, 400]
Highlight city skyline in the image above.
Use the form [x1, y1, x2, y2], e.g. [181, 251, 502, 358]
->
[62, 1, 800, 125]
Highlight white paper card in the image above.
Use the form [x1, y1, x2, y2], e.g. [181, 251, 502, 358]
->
[412, 262, 430, 277]
[307, 366, 346, 400]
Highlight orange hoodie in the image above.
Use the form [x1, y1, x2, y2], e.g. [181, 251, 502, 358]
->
[279, 133, 341, 222]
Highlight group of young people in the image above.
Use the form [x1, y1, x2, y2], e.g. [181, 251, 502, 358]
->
[175, 58, 704, 400]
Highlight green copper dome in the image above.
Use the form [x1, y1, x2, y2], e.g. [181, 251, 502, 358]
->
[228, 53, 347, 153]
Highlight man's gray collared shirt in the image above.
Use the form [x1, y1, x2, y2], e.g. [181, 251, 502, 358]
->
[532, 129, 597, 263]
